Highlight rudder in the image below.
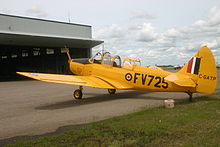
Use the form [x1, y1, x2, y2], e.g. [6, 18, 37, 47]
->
[178, 46, 217, 94]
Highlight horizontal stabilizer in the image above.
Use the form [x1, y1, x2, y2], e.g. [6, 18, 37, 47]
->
[165, 74, 196, 87]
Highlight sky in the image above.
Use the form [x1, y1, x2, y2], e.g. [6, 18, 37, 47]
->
[0, 0, 220, 66]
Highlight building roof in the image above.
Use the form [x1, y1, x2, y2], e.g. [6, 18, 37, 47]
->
[0, 14, 103, 48]
[0, 13, 91, 28]
[0, 32, 103, 48]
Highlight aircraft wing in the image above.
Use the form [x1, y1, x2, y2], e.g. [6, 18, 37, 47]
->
[16, 72, 132, 89]
[165, 73, 196, 87]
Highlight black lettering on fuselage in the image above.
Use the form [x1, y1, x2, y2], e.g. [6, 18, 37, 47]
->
[134, 73, 141, 83]
[154, 77, 161, 88]
[147, 75, 154, 86]
[128, 73, 169, 89]
[141, 74, 147, 85]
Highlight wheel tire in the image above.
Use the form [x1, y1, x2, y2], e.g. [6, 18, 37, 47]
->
[108, 89, 116, 94]
[73, 89, 83, 99]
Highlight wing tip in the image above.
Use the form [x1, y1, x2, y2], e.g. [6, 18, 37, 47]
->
[16, 72, 24, 75]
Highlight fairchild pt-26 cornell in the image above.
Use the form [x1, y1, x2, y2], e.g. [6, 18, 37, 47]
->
[18, 46, 217, 101]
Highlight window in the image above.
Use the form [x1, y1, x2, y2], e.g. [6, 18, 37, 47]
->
[33, 48, 41, 56]
[102, 56, 112, 65]
[2, 56, 7, 59]
[61, 48, 68, 53]
[22, 50, 28, 57]
[11, 54, 18, 58]
[113, 56, 121, 67]
[46, 48, 54, 54]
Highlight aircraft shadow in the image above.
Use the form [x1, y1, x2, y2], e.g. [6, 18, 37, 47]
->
[35, 90, 172, 110]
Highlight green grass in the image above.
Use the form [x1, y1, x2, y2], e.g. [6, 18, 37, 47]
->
[160, 67, 175, 70]
[6, 94, 220, 147]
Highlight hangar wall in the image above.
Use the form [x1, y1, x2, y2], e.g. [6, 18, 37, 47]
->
[0, 14, 91, 39]
[0, 14, 103, 80]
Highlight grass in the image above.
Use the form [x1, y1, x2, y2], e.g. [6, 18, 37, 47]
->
[160, 67, 175, 70]
[6, 93, 220, 147]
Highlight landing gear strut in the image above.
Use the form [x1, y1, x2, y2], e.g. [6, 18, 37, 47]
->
[73, 86, 83, 99]
[108, 89, 116, 94]
[186, 92, 193, 102]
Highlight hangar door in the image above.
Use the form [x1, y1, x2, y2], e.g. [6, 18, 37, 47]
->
[0, 46, 89, 80]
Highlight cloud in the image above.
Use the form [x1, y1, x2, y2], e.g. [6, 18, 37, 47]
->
[208, 6, 220, 25]
[193, 20, 206, 27]
[0, 8, 12, 14]
[93, 7, 220, 65]
[94, 24, 125, 39]
[25, 5, 48, 18]
[131, 10, 155, 20]
[136, 23, 157, 42]
[165, 28, 181, 38]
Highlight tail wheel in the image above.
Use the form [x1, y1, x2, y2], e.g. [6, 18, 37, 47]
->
[108, 89, 116, 94]
[73, 89, 83, 99]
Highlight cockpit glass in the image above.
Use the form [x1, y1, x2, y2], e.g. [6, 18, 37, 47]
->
[103, 52, 111, 57]
[91, 52, 102, 64]
[90, 52, 122, 67]
[123, 58, 141, 67]
[113, 56, 121, 67]
[102, 56, 112, 65]
[93, 53, 102, 61]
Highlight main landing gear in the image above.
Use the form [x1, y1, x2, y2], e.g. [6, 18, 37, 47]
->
[73, 87, 117, 99]
[186, 92, 193, 102]
[73, 86, 83, 99]
[108, 89, 116, 94]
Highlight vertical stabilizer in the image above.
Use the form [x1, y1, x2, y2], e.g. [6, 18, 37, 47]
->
[178, 46, 217, 94]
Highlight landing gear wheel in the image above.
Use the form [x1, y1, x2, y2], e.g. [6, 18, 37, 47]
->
[108, 89, 116, 94]
[73, 89, 83, 99]
[186, 92, 193, 102]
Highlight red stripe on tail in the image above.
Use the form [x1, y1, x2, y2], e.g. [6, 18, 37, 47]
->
[187, 58, 194, 73]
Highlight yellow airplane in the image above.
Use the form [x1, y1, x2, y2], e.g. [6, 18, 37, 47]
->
[17, 46, 217, 101]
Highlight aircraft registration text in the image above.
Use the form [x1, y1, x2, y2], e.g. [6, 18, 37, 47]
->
[125, 73, 169, 89]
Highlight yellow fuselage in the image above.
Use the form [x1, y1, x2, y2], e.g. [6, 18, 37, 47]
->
[70, 62, 195, 93]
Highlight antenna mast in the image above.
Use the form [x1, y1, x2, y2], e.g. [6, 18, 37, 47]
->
[102, 43, 105, 55]
[68, 11, 71, 23]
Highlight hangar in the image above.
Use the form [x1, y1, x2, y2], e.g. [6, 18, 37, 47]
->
[0, 14, 103, 80]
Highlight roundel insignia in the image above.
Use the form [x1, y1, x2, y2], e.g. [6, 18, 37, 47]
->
[125, 73, 132, 81]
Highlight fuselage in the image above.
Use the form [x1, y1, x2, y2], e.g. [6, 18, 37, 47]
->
[17, 46, 217, 99]
[69, 60, 195, 93]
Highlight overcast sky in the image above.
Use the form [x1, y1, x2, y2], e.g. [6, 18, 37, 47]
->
[1, 0, 220, 65]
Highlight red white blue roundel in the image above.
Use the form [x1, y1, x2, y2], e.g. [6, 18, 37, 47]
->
[125, 73, 132, 81]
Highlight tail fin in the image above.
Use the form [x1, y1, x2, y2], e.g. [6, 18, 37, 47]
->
[178, 46, 217, 94]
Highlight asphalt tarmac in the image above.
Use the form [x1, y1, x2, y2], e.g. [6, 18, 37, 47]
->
[0, 71, 219, 141]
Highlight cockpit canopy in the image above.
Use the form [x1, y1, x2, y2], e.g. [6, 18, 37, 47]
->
[122, 58, 141, 70]
[89, 52, 122, 67]
[123, 58, 141, 66]
[90, 52, 103, 64]
[89, 52, 141, 69]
